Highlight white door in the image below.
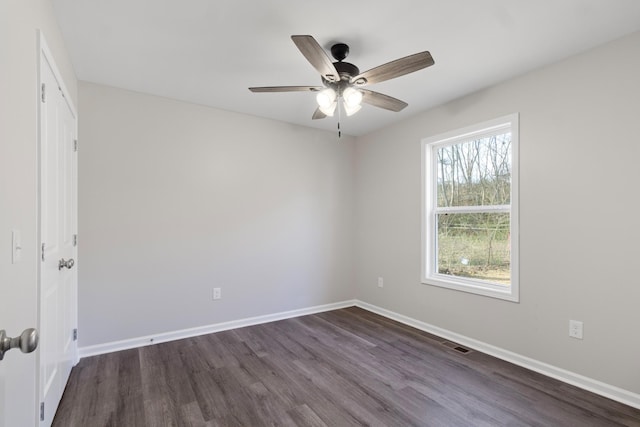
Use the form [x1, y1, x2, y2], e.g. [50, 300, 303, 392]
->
[0, 33, 77, 427]
[38, 36, 78, 426]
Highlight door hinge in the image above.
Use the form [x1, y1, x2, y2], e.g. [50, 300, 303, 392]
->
[40, 402, 45, 421]
[73, 328, 78, 341]
[41, 243, 45, 261]
[41, 83, 46, 103]
[73, 139, 78, 152]
[73, 234, 78, 247]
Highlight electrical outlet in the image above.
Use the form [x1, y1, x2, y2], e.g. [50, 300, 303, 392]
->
[377, 277, 384, 288]
[569, 320, 583, 339]
[213, 288, 222, 300]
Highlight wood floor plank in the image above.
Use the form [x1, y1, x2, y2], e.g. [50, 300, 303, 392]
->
[179, 401, 216, 427]
[233, 353, 302, 410]
[140, 341, 201, 426]
[286, 404, 328, 427]
[184, 364, 231, 423]
[49, 357, 97, 426]
[113, 349, 145, 426]
[201, 332, 243, 369]
[278, 317, 406, 388]
[53, 307, 640, 426]
[291, 356, 421, 426]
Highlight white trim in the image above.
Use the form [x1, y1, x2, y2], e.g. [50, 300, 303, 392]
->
[421, 113, 519, 302]
[78, 298, 640, 409]
[354, 300, 640, 410]
[78, 300, 357, 358]
[435, 205, 510, 214]
[426, 119, 512, 148]
[37, 31, 77, 117]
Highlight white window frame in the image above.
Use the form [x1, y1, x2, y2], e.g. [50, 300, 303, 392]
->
[421, 113, 519, 302]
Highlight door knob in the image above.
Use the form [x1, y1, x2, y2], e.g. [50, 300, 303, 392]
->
[58, 258, 75, 270]
[0, 328, 39, 360]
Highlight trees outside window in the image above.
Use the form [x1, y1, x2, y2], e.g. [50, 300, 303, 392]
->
[422, 114, 519, 302]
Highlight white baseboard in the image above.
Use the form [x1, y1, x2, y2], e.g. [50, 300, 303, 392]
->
[79, 299, 357, 358]
[79, 298, 640, 410]
[354, 300, 640, 410]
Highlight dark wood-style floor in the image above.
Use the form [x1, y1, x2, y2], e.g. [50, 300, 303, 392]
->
[53, 307, 640, 426]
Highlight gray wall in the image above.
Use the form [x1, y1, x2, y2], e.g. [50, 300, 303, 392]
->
[78, 83, 355, 346]
[353, 31, 640, 393]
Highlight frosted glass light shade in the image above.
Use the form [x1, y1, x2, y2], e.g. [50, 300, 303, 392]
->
[316, 89, 337, 108]
[344, 103, 362, 116]
[319, 102, 337, 116]
[343, 87, 363, 108]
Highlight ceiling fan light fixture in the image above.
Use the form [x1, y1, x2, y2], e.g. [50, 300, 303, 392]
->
[250, 36, 435, 122]
[343, 87, 363, 108]
[344, 103, 362, 117]
[319, 101, 337, 117]
[316, 88, 337, 108]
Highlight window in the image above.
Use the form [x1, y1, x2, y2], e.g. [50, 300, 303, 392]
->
[422, 114, 519, 301]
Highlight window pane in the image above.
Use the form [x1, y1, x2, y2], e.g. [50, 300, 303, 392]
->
[436, 133, 511, 207]
[437, 212, 510, 285]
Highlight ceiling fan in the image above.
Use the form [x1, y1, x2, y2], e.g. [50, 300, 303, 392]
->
[249, 35, 434, 120]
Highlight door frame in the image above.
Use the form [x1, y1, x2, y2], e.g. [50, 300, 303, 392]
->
[36, 30, 78, 425]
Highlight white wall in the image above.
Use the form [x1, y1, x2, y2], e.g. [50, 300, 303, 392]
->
[0, 1, 77, 425]
[354, 31, 640, 394]
[78, 82, 355, 346]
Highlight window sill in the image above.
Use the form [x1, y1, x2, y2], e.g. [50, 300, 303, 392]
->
[422, 275, 519, 302]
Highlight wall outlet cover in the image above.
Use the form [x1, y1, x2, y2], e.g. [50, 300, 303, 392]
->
[569, 320, 583, 339]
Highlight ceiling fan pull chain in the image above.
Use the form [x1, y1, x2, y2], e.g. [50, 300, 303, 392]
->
[337, 101, 342, 139]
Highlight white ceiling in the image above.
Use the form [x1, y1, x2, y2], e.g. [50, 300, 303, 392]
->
[52, 0, 640, 136]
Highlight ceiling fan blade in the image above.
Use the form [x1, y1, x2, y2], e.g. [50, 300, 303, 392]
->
[361, 89, 408, 112]
[249, 86, 323, 93]
[351, 51, 434, 86]
[291, 35, 340, 82]
[312, 107, 327, 120]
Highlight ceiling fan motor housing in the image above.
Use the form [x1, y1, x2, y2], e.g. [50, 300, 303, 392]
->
[334, 61, 359, 80]
[322, 61, 360, 95]
[328, 43, 360, 81]
[322, 43, 360, 92]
